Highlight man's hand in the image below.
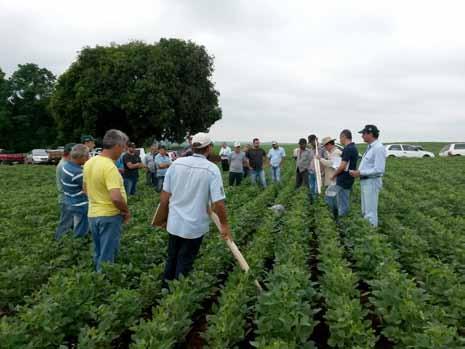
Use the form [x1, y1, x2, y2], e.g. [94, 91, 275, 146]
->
[220, 224, 232, 240]
[349, 170, 360, 178]
[122, 211, 131, 224]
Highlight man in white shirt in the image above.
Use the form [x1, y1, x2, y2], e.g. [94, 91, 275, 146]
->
[219, 142, 232, 172]
[159, 133, 232, 287]
[267, 141, 286, 183]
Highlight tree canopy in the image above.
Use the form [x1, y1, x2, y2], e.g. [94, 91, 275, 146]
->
[50, 39, 222, 144]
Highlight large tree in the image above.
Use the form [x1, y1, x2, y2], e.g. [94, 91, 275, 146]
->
[0, 64, 56, 152]
[50, 39, 222, 144]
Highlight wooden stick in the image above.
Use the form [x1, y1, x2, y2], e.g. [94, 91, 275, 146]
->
[210, 210, 263, 292]
[314, 139, 322, 194]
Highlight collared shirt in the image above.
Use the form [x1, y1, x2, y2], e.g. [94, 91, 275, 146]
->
[219, 146, 232, 159]
[145, 152, 158, 173]
[155, 154, 172, 177]
[320, 147, 342, 186]
[56, 158, 67, 204]
[163, 153, 225, 239]
[296, 148, 311, 173]
[83, 155, 127, 217]
[359, 140, 387, 178]
[61, 161, 88, 207]
[268, 147, 286, 167]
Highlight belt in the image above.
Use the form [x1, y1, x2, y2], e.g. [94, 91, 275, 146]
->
[360, 175, 382, 180]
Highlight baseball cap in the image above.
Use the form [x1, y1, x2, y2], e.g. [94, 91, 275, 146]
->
[64, 143, 76, 154]
[358, 125, 379, 134]
[127, 142, 136, 148]
[271, 140, 278, 145]
[234, 141, 241, 147]
[321, 136, 336, 146]
[192, 132, 213, 148]
[81, 135, 95, 143]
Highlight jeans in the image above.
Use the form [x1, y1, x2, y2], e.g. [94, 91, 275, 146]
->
[146, 171, 158, 187]
[55, 202, 74, 240]
[308, 172, 318, 199]
[69, 205, 89, 237]
[250, 169, 267, 187]
[124, 176, 138, 195]
[361, 177, 382, 227]
[270, 166, 281, 183]
[221, 159, 229, 172]
[324, 185, 338, 219]
[156, 176, 165, 193]
[163, 234, 203, 285]
[335, 185, 351, 217]
[296, 169, 309, 188]
[229, 172, 243, 186]
[89, 215, 123, 272]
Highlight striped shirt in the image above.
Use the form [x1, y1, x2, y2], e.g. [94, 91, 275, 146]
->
[61, 161, 88, 207]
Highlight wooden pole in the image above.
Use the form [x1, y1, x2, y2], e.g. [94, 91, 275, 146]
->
[314, 140, 322, 194]
[210, 210, 263, 292]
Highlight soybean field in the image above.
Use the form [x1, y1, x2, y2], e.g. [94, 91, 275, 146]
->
[0, 152, 465, 348]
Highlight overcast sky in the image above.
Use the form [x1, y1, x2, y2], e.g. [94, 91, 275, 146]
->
[1, 1, 464, 143]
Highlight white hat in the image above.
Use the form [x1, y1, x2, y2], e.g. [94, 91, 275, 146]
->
[191, 132, 213, 148]
[321, 136, 336, 146]
[234, 141, 241, 147]
[271, 140, 278, 145]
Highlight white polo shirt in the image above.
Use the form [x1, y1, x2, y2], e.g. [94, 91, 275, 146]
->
[163, 153, 225, 239]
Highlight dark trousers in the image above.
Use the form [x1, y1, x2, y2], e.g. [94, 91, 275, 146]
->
[221, 159, 229, 172]
[229, 172, 243, 186]
[296, 169, 309, 188]
[163, 234, 203, 286]
[124, 176, 138, 195]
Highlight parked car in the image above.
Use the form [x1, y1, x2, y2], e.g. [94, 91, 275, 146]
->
[29, 149, 50, 164]
[0, 152, 26, 165]
[385, 144, 435, 158]
[439, 143, 465, 157]
[47, 149, 63, 164]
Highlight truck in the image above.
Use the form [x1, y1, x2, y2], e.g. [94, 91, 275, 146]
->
[0, 152, 26, 165]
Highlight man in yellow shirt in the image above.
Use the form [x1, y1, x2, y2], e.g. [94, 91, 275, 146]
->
[83, 129, 130, 272]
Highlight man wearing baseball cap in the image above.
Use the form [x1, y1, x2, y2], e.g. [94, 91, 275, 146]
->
[229, 141, 247, 186]
[81, 135, 96, 152]
[267, 141, 286, 183]
[350, 124, 387, 227]
[159, 132, 232, 287]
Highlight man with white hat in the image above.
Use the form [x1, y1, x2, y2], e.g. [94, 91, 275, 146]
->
[318, 136, 342, 217]
[159, 132, 232, 287]
[228, 141, 247, 186]
[267, 141, 286, 183]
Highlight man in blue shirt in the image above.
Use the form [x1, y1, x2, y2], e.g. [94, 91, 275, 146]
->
[350, 125, 387, 227]
[154, 145, 172, 193]
[55, 143, 75, 240]
[159, 132, 232, 287]
[331, 129, 359, 219]
[267, 141, 286, 183]
[60, 144, 90, 238]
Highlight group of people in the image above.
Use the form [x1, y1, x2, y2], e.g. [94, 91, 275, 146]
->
[54, 124, 386, 283]
[294, 125, 387, 228]
[218, 139, 286, 187]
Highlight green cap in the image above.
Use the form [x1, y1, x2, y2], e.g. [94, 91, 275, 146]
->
[81, 135, 95, 143]
[64, 143, 76, 154]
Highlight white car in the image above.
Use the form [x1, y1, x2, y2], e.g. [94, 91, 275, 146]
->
[439, 143, 465, 157]
[31, 149, 49, 164]
[385, 144, 435, 158]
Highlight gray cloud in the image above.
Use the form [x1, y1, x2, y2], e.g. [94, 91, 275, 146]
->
[1, 0, 464, 143]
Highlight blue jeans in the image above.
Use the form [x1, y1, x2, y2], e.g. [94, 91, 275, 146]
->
[124, 176, 138, 195]
[270, 166, 281, 183]
[156, 176, 165, 193]
[69, 205, 89, 237]
[55, 202, 74, 240]
[335, 185, 351, 217]
[89, 215, 123, 272]
[308, 172, 318, 199]
[250, 169, 267, 187]
[360, 178, 382, 227]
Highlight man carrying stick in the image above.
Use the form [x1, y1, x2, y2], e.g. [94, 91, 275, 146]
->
[158, 132, 232, 287]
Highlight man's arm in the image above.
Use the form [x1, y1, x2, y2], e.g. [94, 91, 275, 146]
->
[109, 188, 131, 223]
[212, 200, 232, 240]
[331, 160, 348, 180]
